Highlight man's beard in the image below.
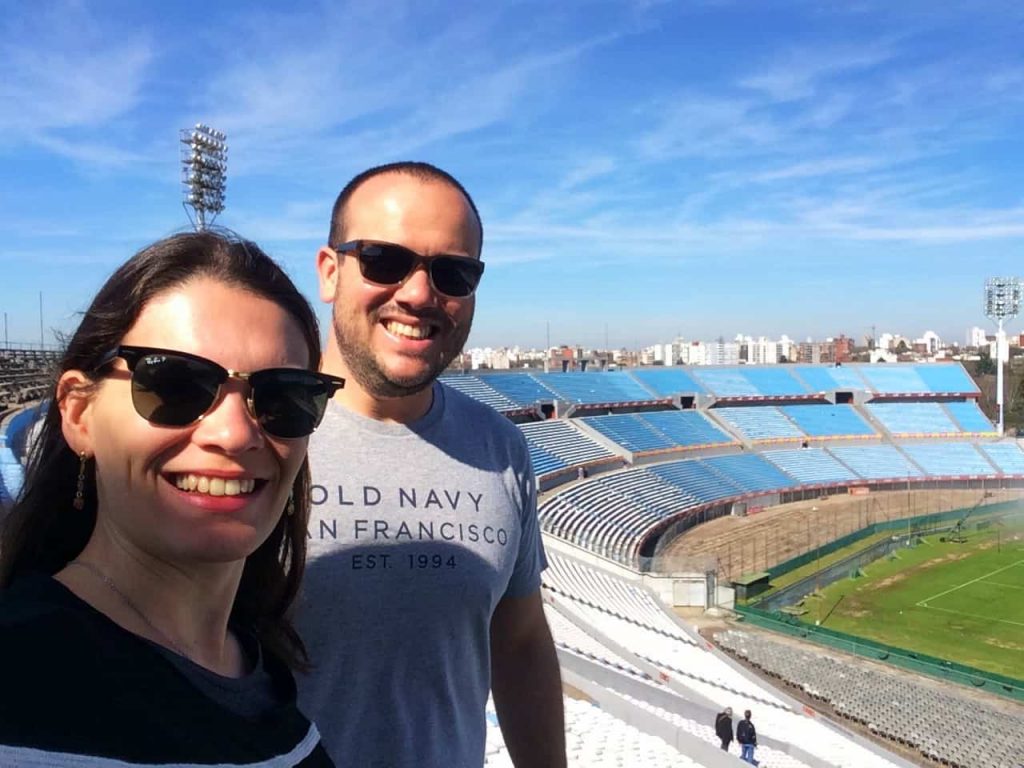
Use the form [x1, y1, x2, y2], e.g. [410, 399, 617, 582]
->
[332, 301, 471, 399]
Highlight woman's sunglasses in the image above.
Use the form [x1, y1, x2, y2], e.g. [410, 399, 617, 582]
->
[334, 240, 485, 298]
[95, 346, 345, 439]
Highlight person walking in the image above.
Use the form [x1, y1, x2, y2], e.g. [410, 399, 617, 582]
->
[715, 706, 734, 751]
[737, 709, 758, 765]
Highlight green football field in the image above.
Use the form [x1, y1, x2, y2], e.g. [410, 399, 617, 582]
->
[799, 520, 1024, 679]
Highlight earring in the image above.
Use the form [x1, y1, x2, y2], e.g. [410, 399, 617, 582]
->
[73, 452, 88, 510]
[286, 493, 295, 517]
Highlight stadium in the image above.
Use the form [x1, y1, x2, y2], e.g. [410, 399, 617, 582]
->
[3, 353, 1022, 767]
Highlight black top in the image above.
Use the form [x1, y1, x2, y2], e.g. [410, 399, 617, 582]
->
[715, 711, 734, 741]
[737, 717, 757, 745]
[0, 573, 333, 767]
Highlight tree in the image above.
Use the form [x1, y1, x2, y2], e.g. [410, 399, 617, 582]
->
[976, 349, 997, 376]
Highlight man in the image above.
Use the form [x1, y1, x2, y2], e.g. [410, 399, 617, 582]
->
[737, 709, 758, 765]
[715, 706, 734, 751]
[298, 161, 566, 768]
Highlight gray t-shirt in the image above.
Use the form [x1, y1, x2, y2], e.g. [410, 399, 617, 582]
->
[296, 383, 546, 768]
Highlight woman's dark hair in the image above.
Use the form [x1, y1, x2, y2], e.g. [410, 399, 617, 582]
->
[0, 231, 320, 670]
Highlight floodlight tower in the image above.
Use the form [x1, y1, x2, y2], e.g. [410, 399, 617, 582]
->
[983, 277, 1022, 436]
[180, 124, 227, 231]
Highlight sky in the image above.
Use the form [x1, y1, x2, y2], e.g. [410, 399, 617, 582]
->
[1, 0, 1023, 351]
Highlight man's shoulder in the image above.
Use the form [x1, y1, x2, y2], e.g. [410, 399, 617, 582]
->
[439, 382, 525, 441]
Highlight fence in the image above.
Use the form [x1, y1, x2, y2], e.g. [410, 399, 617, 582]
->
[763, 500, 1024, 581]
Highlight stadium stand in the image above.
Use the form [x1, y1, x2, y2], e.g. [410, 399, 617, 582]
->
[731, 367, 810, 397]
[779, 404, 877, 438]
[0, 347, 56, 408]
[442, 363, 985, 416]
[482, 373, 561, 407]
[717, 629, 1023, 768]
[978, 442, 1024, 473]
[793, 365, 869, 393]
[647, 460, 742, 503]
[865, 402, 960, 436]
[713, 406, 805, 441]
[944, 400, 997, 433]
[0, 420, 21, 510]
[638, 411, 736, 448]
[630, 367, 706, 397]
[439, 375, 518, 411]
[761, 448, 860, 485]
[827, 445, 923, 479]
[580, 414, 677, 453]
[538, 471, 701, 562]
[485, 694, 709, 767]
[701, 454, 797, 494]
[580, 411, 737, 455]
[615, 691, 816, 768]
[909, 364, 979, 394]
[518, 420, 617, 477]
[858, 366, 929, 394]
[534, 372, 660, 405]
[541, 554, 910, 768]
[899, 443, 998, 476]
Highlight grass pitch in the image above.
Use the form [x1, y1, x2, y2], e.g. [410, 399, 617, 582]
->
[800, 520, 1024, 679]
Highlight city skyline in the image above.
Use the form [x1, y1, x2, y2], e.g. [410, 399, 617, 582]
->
[1, 1, 1023, 349]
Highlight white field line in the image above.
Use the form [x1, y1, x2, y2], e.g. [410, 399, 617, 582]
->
[983, 581, 1024, 590]
[915, 558, 1024, 607]
[918, 604, 1024, 629]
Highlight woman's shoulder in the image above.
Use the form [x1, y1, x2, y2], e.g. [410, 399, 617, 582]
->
[0, 574, 112, 679]
[0, 574, 86, 642]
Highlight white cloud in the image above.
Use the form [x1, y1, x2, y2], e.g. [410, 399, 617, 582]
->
[0, 3, 153, 137]
[740, 43, 895, 101]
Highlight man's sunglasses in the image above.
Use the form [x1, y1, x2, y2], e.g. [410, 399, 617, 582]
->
[95, 346, 345, 439]
[334, 240, 485, 298]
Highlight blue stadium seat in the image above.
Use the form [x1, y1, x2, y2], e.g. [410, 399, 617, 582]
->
[525, 443, 567, 477]
[579, 415, 675, 453]
[439, 375, 518, 411]
[534, 372, 658, 404]
[740, 367, 809, 396]
[690, 368, 754, 397]
[866, 403, 959, 435]
[780, 404, 876, 437]
[828, 445, 922, 479]
[484, 373, 560, 406]
[944, 401, 996, 433]
[900, 444, 997, 476]
[762, 448, 859, 484]
[913, 365, 978, 394]
[859, 366, 929, 394]
[629, 367, 706, 396]
[518, 421, 615, 474]
[638, 411, 736, 448]
[793, 365, 869, 392]
[647, 460, 743, 503]
[537, 469, 699, 562]
[979, 443, 1024, 473]
[713, 406, 804, 441]
[700, 454, 797, 494]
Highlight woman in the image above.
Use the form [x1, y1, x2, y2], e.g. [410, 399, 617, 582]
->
[0, 231, 343, 766]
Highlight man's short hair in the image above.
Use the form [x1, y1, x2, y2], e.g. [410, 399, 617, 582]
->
[328, 161, 483, 255]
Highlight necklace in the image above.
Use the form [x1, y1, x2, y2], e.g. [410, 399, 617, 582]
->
[66, 559, 196, 662]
